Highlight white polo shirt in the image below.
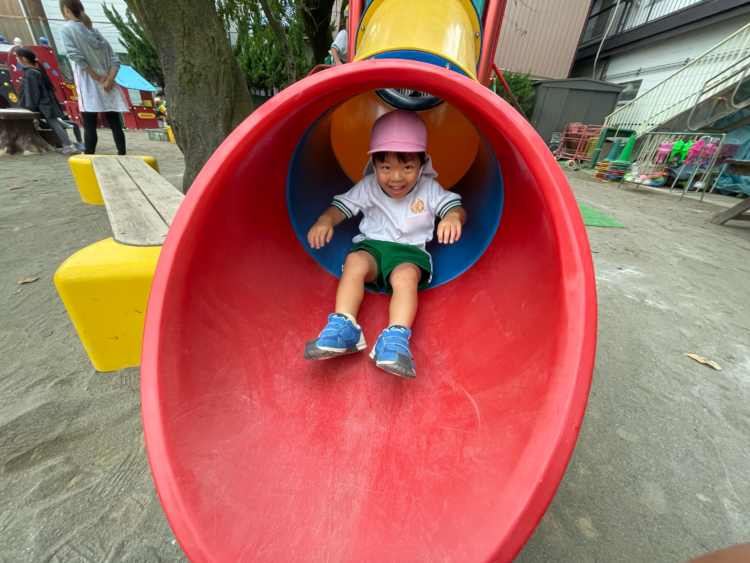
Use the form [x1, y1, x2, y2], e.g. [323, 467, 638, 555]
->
[332, 30, 348, 63]
[331, 157, 462, 254]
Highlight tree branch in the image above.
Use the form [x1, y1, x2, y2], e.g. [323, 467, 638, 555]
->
[258, 0, 297, 86]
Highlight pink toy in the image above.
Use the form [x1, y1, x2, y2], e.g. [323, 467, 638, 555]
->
[686, 139, 705, 163]
[656, 140, 675, 163]
[699, 139, 718, 166]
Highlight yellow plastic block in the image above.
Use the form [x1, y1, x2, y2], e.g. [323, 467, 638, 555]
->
[166, 126, 176, 143]
[68, 155, 160, 205]
[55, 238, 161, 372]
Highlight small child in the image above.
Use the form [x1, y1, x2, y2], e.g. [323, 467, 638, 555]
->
[304, 110, 467, 379]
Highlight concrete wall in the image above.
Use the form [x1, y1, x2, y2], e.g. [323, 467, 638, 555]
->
[495, 0, 591, 79]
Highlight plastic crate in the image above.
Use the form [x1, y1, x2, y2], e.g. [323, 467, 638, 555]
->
[147, 129, 170, 142]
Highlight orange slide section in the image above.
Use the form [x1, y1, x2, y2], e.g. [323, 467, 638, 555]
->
[331, 91, 479, 189]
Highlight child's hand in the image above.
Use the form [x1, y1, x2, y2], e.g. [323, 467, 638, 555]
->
[437, 214, 462, 244]
[308, 217, 334, 249]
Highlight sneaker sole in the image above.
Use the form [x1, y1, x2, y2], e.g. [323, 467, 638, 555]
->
[369, 350, 416, 379]
[303, 339, 366, 361]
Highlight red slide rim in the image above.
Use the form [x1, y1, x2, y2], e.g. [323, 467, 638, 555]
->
[141, 60, 597, 562]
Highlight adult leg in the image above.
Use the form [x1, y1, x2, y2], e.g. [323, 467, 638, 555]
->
[104, 112, 126, 155]
[81, 112, 99, 154]
[387, 263, 422, 328]
[335, 250, 378, 321]
[45, 117, 72, 146]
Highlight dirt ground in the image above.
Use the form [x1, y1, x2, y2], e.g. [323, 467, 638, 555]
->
[1, 132, 749, 562]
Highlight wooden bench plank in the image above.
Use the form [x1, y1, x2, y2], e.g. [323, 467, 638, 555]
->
[92, 158, 169, 246]
[116, 157, 184, 226]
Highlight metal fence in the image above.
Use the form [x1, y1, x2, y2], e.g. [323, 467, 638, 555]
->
[580, 0, 707, 48]
[603, 22, 750, 135]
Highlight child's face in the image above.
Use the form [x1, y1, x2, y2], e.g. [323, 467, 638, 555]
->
[374, 153, 421, 199]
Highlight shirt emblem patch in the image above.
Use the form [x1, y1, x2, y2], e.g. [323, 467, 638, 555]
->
[411, 199, 425, 214]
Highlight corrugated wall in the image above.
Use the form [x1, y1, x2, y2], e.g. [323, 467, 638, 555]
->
[495, 0, 591, 79]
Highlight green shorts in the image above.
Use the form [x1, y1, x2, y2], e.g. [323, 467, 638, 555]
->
[350, 239, 432, 294]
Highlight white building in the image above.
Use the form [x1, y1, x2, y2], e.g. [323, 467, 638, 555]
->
[40, 0, 129, 58]
[572, 0, 750, 107]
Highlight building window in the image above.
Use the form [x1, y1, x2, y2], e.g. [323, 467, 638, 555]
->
[616, 80, 642, 105]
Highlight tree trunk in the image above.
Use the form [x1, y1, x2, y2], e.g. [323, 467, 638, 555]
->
[125, 0, 253, 193]
[300, 0, 336, 64]
[0, 112, 54, 156]
[258, 0, 297, 87]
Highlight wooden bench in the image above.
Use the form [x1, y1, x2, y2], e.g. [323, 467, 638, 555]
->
[68, 154, 160, 204]
[0, 109, 55, 156]
[710, 159, 750, 225]
[55, 157, 185, 372]
[93, 157, 183, 244]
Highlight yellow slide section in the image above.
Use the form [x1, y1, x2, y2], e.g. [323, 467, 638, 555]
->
[331, 91, 479, 189]
[355, 0, 482, 80]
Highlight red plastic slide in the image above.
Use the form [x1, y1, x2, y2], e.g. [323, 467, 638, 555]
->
[141, 60, 597, 562]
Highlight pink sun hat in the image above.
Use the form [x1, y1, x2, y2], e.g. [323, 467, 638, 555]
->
[368, 110, 428, 154]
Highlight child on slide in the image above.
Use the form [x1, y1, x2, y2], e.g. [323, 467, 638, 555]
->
[304, 110, 467, 379]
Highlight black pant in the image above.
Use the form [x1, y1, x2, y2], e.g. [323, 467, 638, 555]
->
[81, 111, 126, 155]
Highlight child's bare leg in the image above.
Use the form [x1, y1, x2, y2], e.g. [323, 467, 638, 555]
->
[387, 263, 421, 328]
[335, 251, 377, 320]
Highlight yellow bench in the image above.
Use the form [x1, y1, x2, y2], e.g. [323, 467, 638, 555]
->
[56, 157, 184, 372]
[68, 154, 160, 205]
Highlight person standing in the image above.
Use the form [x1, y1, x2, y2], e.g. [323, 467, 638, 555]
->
[331, 5, 349, 66]
[58, 0, 129, 155]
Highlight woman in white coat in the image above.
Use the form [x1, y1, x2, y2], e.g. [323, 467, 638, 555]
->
[59, 0, 129, 155]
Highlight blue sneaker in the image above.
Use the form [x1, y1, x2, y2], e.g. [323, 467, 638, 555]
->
[369, 325, 416, 379]
[303, 313, 366, 360]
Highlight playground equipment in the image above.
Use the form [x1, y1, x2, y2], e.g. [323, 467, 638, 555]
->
[594, 138, 623, 179]
[56, 157, 182, 372]
[113, 65, 160, 130]
[622, 132, 725, 200]
[68, 154, 160, 204]
[555, 123, 603, 165]
[0, 44, 158, 129]
[141, 1, 596, 561]
[0, 43, 80, 122]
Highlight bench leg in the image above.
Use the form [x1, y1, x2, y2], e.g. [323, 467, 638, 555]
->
[55, 238, 161, 372]
[710, 196, 750, 225]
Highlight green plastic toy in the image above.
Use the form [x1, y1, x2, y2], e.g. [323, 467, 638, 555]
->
[669, 140, 684, 162]
[680, 140, 695, 163]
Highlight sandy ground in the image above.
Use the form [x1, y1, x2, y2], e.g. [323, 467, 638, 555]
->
[1, 132, 749, 562]
[1, 132, 186, 562]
